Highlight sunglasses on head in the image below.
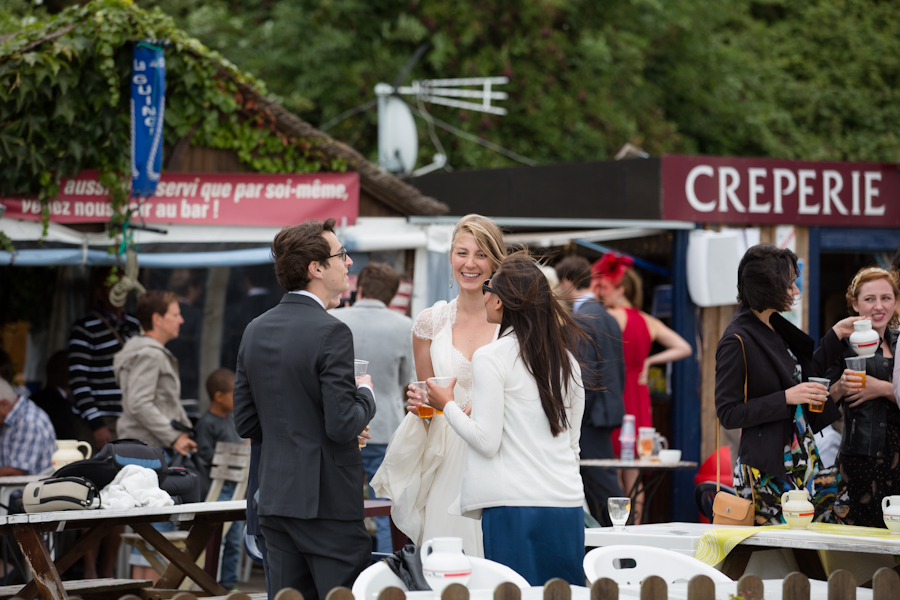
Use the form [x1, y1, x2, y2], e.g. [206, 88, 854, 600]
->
[482, 279, 494, 295]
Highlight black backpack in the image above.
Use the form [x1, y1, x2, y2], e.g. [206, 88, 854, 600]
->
[53, 439, 168, 490]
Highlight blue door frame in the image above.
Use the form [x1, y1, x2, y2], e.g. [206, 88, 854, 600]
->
[670, 229, 700, 521]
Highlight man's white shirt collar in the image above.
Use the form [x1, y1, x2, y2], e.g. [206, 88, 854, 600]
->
[290, 290, 325, 309]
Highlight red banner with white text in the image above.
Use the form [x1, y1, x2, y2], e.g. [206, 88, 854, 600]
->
[661, 155, 900, 227]
[3, 171, 359, 226]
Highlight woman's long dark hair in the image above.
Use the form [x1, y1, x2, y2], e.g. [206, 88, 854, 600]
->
[491, 251, 586, 437]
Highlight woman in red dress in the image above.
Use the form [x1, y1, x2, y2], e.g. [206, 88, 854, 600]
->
[593, 254, 692, 523]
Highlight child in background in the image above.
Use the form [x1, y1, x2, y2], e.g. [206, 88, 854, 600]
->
[196, 368, 245, 591]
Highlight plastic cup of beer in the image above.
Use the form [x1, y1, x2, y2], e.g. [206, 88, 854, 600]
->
[411, 381, 433, 418]
[427, 376, 455, 415]
[807, 377, 830, 413]
[354, 359, 369, 377]
[845, 356, 867, 389]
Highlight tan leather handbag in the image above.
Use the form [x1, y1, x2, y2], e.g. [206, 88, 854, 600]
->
[711, 333, 755, 527]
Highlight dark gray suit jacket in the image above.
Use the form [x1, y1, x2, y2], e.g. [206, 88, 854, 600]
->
[574, 299, 625, 429]
[234, 293, 376, 521]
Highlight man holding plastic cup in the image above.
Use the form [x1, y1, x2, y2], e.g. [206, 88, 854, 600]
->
[332, 263, 414, 555]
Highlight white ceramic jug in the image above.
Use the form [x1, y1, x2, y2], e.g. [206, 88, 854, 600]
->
[52, 440, 92, 469]
[421, 537, 472, 593]
[849, 319, 879, 357]
[781, 490, 815, 529]
[882, 496, 900, 534]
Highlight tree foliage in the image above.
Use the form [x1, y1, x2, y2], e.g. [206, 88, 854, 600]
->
[138, 0, 900, 171]
[0, 0, 346, 249]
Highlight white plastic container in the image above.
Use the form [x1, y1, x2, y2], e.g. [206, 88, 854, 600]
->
[849, 319, 879, 357]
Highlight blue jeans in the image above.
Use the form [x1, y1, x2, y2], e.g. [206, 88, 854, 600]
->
[360, 444, 391, 554]
[218, 481, 243, 588]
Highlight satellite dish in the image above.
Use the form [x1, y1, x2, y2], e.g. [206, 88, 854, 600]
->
[378, 95, 418, 174]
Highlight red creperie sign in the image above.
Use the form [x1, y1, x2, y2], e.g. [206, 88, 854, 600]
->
[661, 155, 900, 227]
[3, 170, 359, 226]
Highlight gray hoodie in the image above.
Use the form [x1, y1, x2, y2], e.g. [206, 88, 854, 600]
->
[113, 335, 190, 448]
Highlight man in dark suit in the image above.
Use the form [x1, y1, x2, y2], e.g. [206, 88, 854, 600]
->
[558, 256, 626, 525]
[233, 218, 376, 600]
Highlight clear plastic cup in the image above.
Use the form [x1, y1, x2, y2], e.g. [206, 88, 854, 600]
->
[411, 381, 432, 418]
[807, 377, 830, 413]
[354, 359, 369, 377]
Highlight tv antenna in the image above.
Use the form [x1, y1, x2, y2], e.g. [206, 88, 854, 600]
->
[375, 76, 509, 175]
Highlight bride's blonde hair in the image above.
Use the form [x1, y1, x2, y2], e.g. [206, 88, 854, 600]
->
[451, 214, 507, 275]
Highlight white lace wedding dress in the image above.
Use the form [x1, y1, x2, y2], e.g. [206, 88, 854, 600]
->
[371, 299, 495, 558]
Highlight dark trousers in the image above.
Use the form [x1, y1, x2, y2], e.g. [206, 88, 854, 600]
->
[580, 425, 623, 526]
[260, 514, 371, 600]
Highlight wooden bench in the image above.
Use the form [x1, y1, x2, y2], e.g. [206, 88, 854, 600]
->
[0, 578, 150, 600]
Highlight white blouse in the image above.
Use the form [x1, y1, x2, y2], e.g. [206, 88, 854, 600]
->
[443, 330, 586, 516]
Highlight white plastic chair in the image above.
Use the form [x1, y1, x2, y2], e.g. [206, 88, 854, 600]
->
[467, 557, 530, 589]
[352, 562, 407, 600]
[583, 545, 732, 586]
[352, 557, 529, 600]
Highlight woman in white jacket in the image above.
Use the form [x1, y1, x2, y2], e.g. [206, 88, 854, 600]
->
[426, 252, 586, 585]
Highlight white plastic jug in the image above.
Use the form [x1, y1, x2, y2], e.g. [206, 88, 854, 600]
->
[52, 439, 92, 469]
[421, 537, 472, 593]
[882, 495, 900, 534]
[781, 490, 814, 529]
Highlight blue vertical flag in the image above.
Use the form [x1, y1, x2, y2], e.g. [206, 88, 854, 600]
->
[131, 42, 166, 197]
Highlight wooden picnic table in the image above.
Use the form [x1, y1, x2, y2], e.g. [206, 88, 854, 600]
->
[0, 500, 246, 600]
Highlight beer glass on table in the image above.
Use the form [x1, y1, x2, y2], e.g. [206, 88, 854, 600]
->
[608, 497, 631, 531]
[638, 427, 656, 460]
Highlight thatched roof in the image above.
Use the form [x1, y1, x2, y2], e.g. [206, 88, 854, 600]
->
[242, 87, 449, 216]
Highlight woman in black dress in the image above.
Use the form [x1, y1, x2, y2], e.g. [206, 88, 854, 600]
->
[827, 267, 899, 527]
[715, 245, 859, 525]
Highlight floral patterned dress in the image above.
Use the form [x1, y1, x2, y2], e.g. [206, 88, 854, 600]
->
[733, 346, 841, 525]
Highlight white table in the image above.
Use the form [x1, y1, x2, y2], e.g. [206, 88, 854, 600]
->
[616, 579, 873, 600]
[585, 522, 900, 584]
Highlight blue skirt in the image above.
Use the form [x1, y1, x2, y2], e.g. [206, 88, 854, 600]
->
[482, 506, 584, 586]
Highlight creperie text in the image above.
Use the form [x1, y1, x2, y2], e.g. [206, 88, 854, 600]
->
[684, 165, 884, 216]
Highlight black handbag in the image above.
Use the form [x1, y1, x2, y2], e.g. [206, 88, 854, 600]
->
[160, 466, 201, 504]
[53, 439, 167, 490]
[382, 544, 431, 591]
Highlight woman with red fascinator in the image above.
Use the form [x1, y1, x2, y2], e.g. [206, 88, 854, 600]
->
[593, 253, 692, 523]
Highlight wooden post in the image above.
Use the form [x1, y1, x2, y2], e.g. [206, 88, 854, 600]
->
[324, 587, 354, 600]
[638, 575, 666, 600]
[872, 567, 900, 600]
[378, 587, 407, 600]
[686, 574, 715, 600]
[827, 569, 856, 600]
[542, 579, 570, 600]
[590, 578, 618, 600]
[737, 574, 764, 600]
[273, 589, 304, 600]
[441, 583, 469, 600]
[782, 572, 810, 600]
[492, 582, 521, 600]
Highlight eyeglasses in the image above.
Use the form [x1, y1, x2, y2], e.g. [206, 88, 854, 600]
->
[322, 247, 349, 262]
[482, 279, 494, 295]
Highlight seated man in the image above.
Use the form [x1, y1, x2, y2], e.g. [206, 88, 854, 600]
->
[0, 378, 56, 475]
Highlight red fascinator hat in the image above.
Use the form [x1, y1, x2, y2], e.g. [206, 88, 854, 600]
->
[591, 253, 634, 287]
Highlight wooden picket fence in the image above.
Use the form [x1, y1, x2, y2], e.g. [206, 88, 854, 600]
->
[101, 567, 900, 600]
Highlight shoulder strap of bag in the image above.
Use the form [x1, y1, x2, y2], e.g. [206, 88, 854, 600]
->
[717, 333, 749, 494]
[91, 311, 126, 347]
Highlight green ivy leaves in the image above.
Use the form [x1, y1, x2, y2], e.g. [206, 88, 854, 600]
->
[0, 0, 346, 241]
